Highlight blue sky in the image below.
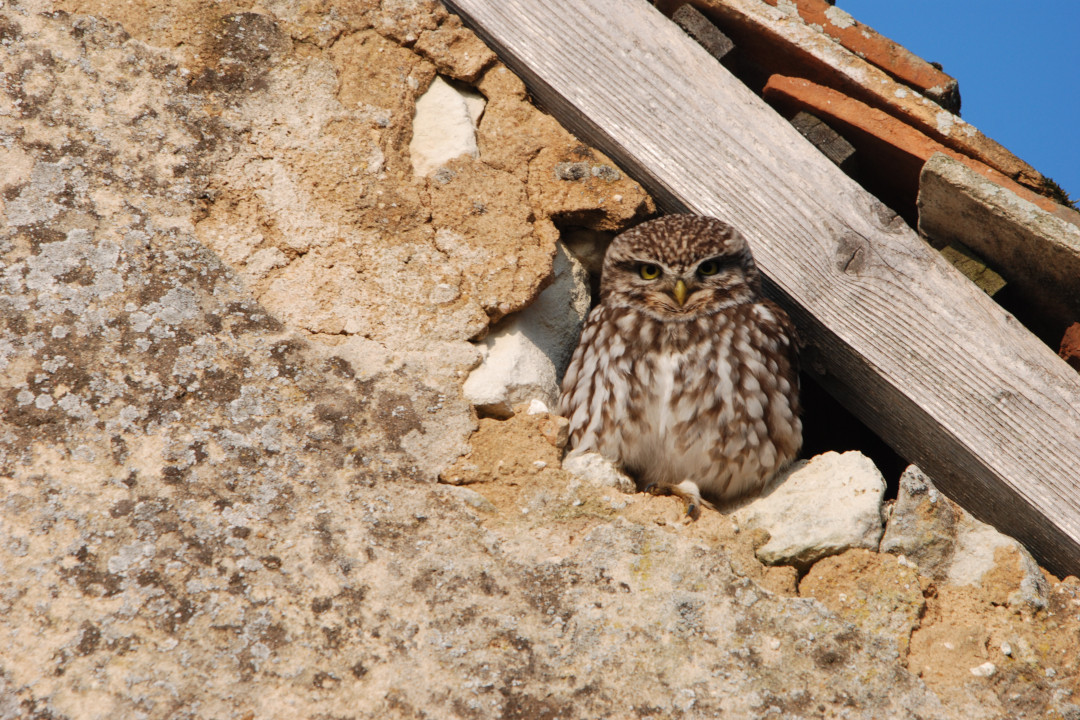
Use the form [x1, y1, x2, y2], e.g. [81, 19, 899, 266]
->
[836, 1, 1079, 204]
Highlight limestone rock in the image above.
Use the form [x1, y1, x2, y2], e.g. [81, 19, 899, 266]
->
[463, 242, 590, 416]
[561, 452, 637, 494]
[527, 142, 656, 232]
[734, 451, 886, 568]
[879, 465, 958, 575]
[413, 14, 496, 82]
[410, 75, 485, 177]
[800, 549, 927, 656]
[950, 515, 1050, 610]
[880, 466, 1049, 610]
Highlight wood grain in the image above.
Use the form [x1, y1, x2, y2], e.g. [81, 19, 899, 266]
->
[790, 112, 857, 175]
[444, 0, 1080, 576]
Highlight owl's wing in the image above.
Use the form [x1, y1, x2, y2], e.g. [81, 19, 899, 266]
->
[558, 304, 618, 453]
[753, 299, 800, 395]
[559, 304, 603, 416]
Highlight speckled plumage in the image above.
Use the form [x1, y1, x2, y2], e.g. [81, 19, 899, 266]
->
[559, 215, 802, 513]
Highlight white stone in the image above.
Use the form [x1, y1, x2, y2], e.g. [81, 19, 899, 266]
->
[463, 242, 590, 417]
[526, 399, 550, 415]
[733, 451, 886, 568]
[562, 452, 636, 494]
[946, 516, 1011, 586]
[969, 662, 996, 678]
[410, 75, 485, 176]
[463, 91, 486, 127]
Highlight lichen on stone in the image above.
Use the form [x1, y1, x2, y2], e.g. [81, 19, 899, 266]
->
[3, 2, 1079, 718]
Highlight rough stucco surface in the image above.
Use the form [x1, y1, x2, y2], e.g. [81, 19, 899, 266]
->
[3, 2, 1080, 719]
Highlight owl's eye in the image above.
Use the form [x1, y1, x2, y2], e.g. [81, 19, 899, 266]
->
[639, 264, 662, 280]
[697, 260, 721, 277]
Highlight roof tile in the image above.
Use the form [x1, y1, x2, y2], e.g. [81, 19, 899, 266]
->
[760, 0, 960, 112]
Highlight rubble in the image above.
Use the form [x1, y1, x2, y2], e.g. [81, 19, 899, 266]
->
[463, 243, 591, 417]
[881, 466, 1050, 612]
[733, 451, 886, 568]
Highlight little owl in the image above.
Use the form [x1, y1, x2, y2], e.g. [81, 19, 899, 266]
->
[559, 215, 801, 516]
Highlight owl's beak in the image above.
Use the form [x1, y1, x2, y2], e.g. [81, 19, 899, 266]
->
[672, 279, 689, 306]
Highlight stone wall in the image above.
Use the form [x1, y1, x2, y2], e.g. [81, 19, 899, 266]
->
[2, 2, 1079, 718]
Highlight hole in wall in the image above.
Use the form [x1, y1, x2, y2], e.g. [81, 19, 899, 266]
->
[561, 219, 912, 499]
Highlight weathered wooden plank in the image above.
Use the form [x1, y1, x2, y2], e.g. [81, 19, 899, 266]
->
[918, 152, 1080, 332]
[672, 4, 734, 65]
[937, 244, 1006, 298]
[789, 111, 858, 175]
[443, 0, 1080, 576]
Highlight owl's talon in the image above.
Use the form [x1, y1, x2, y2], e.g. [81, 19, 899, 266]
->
[670, 480, 704, 520]
[641, 480, 704, 519]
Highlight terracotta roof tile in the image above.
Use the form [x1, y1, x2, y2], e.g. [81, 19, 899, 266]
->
[763, 75, 1069, 220]
[759, 0, 959, 112]
[669, 0, 1050, 195]
[1060, 324, 1080, 372]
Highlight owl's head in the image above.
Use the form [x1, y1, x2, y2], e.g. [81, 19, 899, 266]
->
[599, 215, 762, 320]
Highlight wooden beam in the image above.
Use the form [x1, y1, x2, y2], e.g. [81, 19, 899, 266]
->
[444, 0, 1080, 577]
[789, 111, 858, 176]
[672, 4, 735, 66]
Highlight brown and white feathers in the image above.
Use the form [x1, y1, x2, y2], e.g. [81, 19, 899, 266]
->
[559, 215, 801, 514]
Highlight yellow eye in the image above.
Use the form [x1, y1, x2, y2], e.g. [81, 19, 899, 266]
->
[639, 264, 661, 280]
[698, 260, 720, 276]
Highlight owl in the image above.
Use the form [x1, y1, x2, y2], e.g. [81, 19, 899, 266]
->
[559, 215, 801, 516]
